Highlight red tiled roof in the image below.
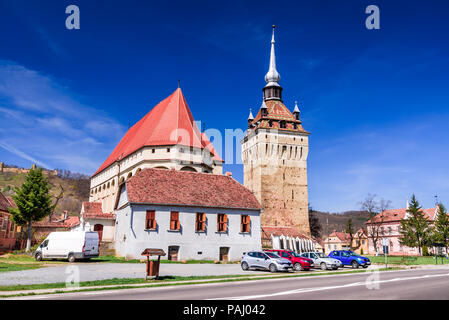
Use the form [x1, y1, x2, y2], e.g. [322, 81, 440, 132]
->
[82, 202, 114, 219]
[93, 88, 222, 176]
[33, 214, 81, 228]
[64, 216, 81, 228]
[201, 133, 224, 162]
[251, 100, 308, 133]
[366, 207, 438, 224]
[329, 231, 351, 242]
[261, 226, 311, 240]
[124, 168, 261, 210]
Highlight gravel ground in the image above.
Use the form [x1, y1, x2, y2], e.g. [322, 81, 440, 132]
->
[0, 263, 267, 286]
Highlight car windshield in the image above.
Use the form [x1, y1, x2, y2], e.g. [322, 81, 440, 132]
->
[316, 253, 328, 258]
[347, 251, 359, 257]
[290, 252, 302, 258]
[265, 252, 280, 258]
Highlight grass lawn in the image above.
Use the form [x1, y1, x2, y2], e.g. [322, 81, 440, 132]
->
[0, 262, 41, 273]
[367, 255, 449, 265]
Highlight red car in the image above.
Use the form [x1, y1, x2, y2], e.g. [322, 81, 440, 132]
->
[265, 249, 314, 271]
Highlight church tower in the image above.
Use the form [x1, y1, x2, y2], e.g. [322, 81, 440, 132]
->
[241, 26, 310, 235]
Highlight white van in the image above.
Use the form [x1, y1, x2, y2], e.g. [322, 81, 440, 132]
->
[35, 231, 100, 262]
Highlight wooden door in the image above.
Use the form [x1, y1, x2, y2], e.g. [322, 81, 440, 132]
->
[94, 224, 103, 242]
[220, 247, 229, 262]
[168, 246, 179, 261]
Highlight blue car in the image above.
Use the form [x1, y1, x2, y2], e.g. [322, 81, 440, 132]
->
[328, 250, 371, 269]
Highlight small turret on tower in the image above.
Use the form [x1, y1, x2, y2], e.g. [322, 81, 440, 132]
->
[293, 101, 300, 121]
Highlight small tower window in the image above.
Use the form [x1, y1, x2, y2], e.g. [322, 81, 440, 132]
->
[280, 121, 286, 129]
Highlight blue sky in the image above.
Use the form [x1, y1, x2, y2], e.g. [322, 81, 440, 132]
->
[0, 0, 448, 212]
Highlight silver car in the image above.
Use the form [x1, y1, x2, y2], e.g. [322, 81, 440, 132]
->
[241, 251, 293, 272]
[300, 252, 341, 270]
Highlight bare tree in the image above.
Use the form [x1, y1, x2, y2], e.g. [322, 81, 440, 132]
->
[48, 184, 65, 222]
[359, 194, 391, 255]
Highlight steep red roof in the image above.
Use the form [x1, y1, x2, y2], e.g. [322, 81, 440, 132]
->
[367, 207, 438, 224]
[123, 168, 261, 210]
[261, 226, 311, 240]
[93, 88, 222, 176]
[82, 202, 115, 219]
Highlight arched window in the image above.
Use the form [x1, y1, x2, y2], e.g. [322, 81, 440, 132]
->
[180, 166, 197, 172]
[119, 177, 125, 184]
[136, 168, 142, 175]
[127, 172, 132, 179]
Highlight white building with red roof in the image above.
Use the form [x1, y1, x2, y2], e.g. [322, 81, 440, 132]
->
[365, 206, 439, 256]
[89, 87, 224, 214]
[114, 168, 262, 261]
[72, 202, 115, 242]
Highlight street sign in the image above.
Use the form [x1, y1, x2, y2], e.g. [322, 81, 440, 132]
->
[383, 245, 389, 254]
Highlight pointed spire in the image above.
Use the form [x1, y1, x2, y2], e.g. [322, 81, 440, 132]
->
[293, 101, 300, 113]
[264, 25, 281, 87]
[261, 93, 267, 109]
[248, 108, 254, 120]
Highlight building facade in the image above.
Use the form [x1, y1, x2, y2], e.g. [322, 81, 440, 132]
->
[365, 207, 439, 256]
[114, 168, 262, 261]
[0, 191, 18, 253]
[242, 26, 310, 235]
[89, 88, 224, 214]
[72, 202, 115, 242]
[323, 230, 368, 255]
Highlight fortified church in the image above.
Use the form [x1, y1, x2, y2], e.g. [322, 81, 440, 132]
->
[76, 26, 316, 260]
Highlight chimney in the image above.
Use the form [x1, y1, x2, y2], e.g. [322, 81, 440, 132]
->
[225, 172, 232, 177]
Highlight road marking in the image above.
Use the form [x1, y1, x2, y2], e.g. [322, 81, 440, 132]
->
[209, 272, 449, 300]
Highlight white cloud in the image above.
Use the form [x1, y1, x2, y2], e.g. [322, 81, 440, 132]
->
[0, 61, 125, 175]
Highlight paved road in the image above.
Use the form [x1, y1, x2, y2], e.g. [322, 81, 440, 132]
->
[9, 267, 449, 300]
[0, 263, 267, 286]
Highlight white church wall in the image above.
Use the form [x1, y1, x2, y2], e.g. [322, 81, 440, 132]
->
[114, 203, 261, 261]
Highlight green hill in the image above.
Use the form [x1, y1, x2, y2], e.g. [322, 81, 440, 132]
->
[0, 166, 90, 216]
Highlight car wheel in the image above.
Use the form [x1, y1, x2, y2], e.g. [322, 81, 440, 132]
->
[363, 265, 368, 269]
[351, 260, 359, 269]
[241, 262, 249, 271]
[294, 263, 303, 271]
[269, 263, 277, 273]
[320, 262, 327, 270]
[35, 252, 42, 261]
[68, 253, 76, 263]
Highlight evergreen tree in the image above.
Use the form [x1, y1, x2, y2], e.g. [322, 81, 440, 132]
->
[433, 203, 449, 254]
[9, 167, 53, 252]
[308, 206, 322, 238]
[345, 218, 355, 249]
[399, 195, 432, 256]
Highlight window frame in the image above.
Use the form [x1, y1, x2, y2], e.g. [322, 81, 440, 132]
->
[195, 213, 206, 232]
[145, 210, 156, 230]
[170, 211, 180, 231]
[240, 215, 250, 233]
[217, 214, 228, 232]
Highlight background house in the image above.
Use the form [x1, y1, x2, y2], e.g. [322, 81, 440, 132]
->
[0, 191, 19, 253]
[365, 207, 438, 256]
